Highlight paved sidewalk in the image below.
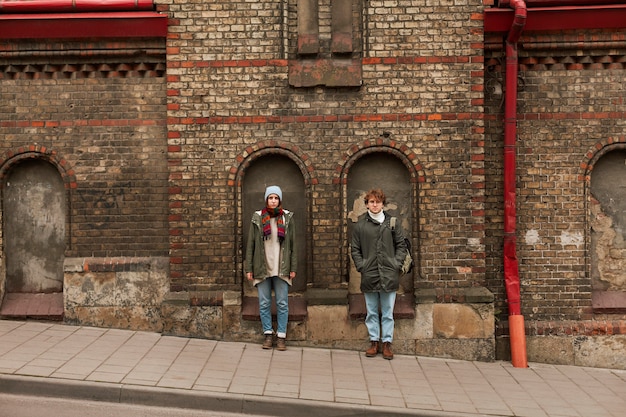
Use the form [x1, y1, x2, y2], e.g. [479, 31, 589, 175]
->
[0, 320, 624, 417]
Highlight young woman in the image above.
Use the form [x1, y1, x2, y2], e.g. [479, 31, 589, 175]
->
[351, 188, 407, 360]
[245, 186, 297, 350]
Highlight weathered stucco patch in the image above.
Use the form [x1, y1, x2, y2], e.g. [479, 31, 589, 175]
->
[590, 198, 626, 290]
[525, 229, 540, 245]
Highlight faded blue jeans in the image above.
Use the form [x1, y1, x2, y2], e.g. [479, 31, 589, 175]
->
[257, 276, 289, 338]
[364, 291, 397, 343]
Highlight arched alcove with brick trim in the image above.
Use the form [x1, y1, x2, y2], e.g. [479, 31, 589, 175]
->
[584, 141, 626, 314]
[340, 141, 424, 321]
[234, 146, 313, 325]
[0, 155, 69, 320]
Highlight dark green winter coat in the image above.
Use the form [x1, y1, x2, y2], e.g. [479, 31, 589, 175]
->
[351, 212, 407, 293]
[245, 209, 297, 285]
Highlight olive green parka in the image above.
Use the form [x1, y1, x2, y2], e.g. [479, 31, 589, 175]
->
[245, 209, 297, 286]
[351, 212, 407, 293]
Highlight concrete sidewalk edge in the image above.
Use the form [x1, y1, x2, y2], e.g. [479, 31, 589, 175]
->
[0, 374, 490, 417]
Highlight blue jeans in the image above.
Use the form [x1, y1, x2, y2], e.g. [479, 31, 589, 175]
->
[364, 291, 396, 343]
[257, 276, 289, 338]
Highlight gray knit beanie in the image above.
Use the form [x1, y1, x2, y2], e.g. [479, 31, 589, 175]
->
[264, 185, 282, 202]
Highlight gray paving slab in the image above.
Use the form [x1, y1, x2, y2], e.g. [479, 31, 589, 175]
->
[0, 319, 624, 417]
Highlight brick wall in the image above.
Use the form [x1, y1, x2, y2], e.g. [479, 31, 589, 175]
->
[162, 0, 486, 295]
[2, 1, 623, 365]
[485, 30, 626, 326]
[0, 39, 169, 258]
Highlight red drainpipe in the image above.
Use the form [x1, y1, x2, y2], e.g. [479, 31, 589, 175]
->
[502, 0, 528, 368]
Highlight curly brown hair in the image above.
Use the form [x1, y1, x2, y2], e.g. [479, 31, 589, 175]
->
[363, 188, 386, 205]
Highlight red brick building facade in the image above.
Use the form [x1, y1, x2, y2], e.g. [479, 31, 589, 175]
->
[0, 0, 625, 368]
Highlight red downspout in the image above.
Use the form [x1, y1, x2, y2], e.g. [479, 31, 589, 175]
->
[502, 0, 528, 368]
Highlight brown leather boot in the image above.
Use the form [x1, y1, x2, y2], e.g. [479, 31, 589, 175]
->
[365, 341, 379, 357]
[262, 334, 273, 349]
[276, 337, 287, 351]
[382, 342, 394, 360]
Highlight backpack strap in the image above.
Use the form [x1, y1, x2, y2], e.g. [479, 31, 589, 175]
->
[390, 217, 398, 251]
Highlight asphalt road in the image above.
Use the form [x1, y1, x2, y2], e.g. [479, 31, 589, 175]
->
[0, 393, 271, 417]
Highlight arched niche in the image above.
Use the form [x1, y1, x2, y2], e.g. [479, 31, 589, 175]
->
[346, 152, 413, 295]
[240, 153, 308, 323]
[1, 158, 66, 320]
[343, 150, 416, 320]
[589, 149, 626, 312]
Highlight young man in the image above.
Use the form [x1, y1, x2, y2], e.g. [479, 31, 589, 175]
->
[351, 188, 407, 360]
[245, 185, 297, 351]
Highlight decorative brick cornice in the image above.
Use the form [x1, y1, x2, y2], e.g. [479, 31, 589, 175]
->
[519, 55, 626, 71]
[0, 62, 165, 79]
[486, 48, 626, 73]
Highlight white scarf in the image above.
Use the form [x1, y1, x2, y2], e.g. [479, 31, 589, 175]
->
[368, 210, 385, 224]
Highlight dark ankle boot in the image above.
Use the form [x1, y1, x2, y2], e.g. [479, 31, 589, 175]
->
[382, 342, 394, 360]
[365, 341, 379, 357]
[276, 337, 287, 351]
[262, 334, 273, 349]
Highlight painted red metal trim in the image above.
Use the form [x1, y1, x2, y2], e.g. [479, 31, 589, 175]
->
[0, 0, 153, 13]
[503, 0, 525, 319]
[499, 0, 626, 7]
[0, 12, 167, 39]
[503, 0, 528, 369]
[485, 5, 626, 33]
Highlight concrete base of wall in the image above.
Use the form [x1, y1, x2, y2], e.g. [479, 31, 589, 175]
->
[63, 257, 169, 332]
[64, 257, 625, 368]
[160, 302, 496, 361]
[496, 334, 626, 370]
[62, 259, 497, 362]
[160, 294, 496, 362]
[82, 276, 489, 362]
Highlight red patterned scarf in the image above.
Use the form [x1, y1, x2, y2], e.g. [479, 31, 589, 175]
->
[261, 207, 285, 243]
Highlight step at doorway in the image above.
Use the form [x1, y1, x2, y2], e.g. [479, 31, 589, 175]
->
[0, 293, 63, 321]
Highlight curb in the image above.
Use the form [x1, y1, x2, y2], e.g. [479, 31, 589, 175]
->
[0, 374, 496, 417]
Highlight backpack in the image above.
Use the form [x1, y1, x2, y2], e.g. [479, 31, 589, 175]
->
[390, 217, 414, 276]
